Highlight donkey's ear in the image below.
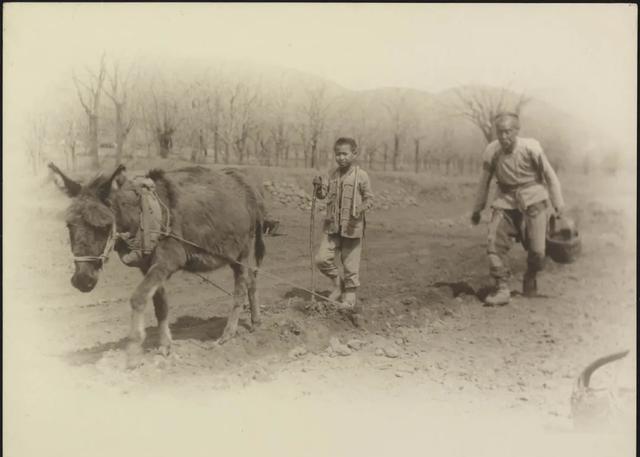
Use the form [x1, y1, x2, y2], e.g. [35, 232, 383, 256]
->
[114, 167, 129, 189]
[48, 162, 82, 197]
[97, 164, 127, 201]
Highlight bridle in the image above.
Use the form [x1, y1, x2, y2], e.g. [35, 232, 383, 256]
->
[72, 219, 120, 267]
[71, 185, 171, 267]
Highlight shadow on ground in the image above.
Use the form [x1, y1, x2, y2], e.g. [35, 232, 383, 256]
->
[432, 280, 493, 301]
[63, 314, 256, 366]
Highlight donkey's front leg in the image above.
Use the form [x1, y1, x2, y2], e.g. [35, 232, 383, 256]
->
[126, 264, 172, 369]
[153, 286, 172, 356]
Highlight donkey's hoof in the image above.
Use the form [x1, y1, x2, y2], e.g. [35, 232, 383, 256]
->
[125, 343, 144, 369]
[158, 345, 171, 357]
[126, 355, 144, 369]
[250, 319, 262, 332]
[218, 329, 237, 345]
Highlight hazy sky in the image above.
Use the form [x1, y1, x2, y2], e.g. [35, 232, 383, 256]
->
[4, 3, 637, 160]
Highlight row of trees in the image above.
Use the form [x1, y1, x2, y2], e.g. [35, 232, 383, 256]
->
[26, 55, 616, 176]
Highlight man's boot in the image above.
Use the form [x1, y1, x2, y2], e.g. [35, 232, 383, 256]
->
[523, 271, 538, 297]
[485, 280, 510, 306]
[328, 277, 344, 303]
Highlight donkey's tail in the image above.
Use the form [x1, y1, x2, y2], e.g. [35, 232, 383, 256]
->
[254, 222, 266, 268]
[577, 350, 630, 389]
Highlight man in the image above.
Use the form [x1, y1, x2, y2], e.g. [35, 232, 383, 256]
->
[313, 137, 374, 309]
[471, 112, 565, 306]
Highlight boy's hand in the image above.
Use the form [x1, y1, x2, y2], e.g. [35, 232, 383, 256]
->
[312, 176, 323, 188]
[471, 211, 481, 226]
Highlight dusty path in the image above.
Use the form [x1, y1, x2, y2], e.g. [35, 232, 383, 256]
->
[4, 169, 636, 456]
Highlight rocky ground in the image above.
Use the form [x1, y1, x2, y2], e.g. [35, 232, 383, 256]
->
[263, 178, 419, 212]
[4, 164, 636, 457]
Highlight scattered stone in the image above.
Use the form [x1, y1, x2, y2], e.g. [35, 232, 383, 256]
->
[346, 339, 365, 351]
[252, 367, 272, 383]
[401, 296, 418, 306]
[375, 348, 385, 357]
[383, 346, 400, 358]
[153, 354, 167, 369]
[329, 337, 352, 356]
[288, 346, 308, 359]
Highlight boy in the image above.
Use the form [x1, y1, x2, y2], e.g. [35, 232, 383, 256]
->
[313, 137, 374, 308]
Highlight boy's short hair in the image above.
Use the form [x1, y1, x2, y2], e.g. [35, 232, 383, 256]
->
[334, 137, 357, 152]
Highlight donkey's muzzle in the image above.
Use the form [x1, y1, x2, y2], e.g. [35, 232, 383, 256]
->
[71, 272, 97, 292]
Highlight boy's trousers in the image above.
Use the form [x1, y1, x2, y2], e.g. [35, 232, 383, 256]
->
[315, 234, 362, 289]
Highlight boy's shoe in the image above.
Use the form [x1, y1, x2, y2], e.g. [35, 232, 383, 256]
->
[522, 272, 538, 297]
[341, 289, 357, 309]
[328, 277, 344, 303]
[484, 281, 510, 306]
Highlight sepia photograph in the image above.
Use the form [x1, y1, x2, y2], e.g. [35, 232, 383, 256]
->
[3, 3, 637, 456]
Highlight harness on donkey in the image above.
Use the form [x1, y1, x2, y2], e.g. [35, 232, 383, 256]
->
[117, 177, 170, 267]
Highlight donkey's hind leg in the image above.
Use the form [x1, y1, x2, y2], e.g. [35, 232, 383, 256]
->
[219, 259, 248, 344]
[248, 268, 261, 329]
[153, 286, 172, 356]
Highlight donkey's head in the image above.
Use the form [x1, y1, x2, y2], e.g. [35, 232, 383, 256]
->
[49, 163, 126, 292]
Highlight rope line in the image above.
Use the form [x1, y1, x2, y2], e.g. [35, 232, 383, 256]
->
[148, 229, 348, 309]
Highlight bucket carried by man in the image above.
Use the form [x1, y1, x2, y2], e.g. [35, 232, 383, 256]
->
[546, 213, 581, 264]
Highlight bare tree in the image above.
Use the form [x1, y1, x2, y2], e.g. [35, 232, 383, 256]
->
[202, 77, 225, 164]
[72, 53, 106, 169]
[268, 80, 292, 166]
[350, 103, 383, 171]
[384, 90, 415, 171]
[218, 81, 260, 164]
[63, 120, 78, 171]
[299, 84, 330, 169]
[234, 83, 261, 164]
[294, 122, 309, 168]
[24, 115, 48, 175]
[453, 86, 529, 143]
[104, 60, 136, 163]
[143, 80, 183, 158]
[184, 81, 210, 163]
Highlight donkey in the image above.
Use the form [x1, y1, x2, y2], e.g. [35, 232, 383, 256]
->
[49, 163, 266, 368]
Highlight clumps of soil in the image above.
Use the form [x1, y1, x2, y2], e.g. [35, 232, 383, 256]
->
[263, 180, 419, 212]
[353, 281, 487, 336]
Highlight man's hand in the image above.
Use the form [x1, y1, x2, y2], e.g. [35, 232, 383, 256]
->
[312, 176, 323, 188]
[471, 211, 481, 226]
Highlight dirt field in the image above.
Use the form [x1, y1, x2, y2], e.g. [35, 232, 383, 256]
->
[4, 164, 636, 456]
